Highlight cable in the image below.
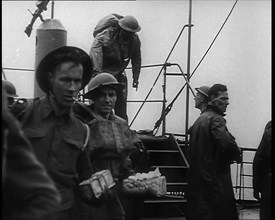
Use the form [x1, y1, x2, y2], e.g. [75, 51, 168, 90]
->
[152, 0, 239, 132]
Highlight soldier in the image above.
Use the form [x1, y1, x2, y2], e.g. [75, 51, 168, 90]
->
[2, 86, 61, 220]
[20, 46, 96, 220]
[73, 73, 145, 220]
[2, 79, 18, 106]
[194, 86, 210, 113]
[90, 14, 142, 121]
[253, 120, 272, 220]
[186, 83, 242, 220]
[2, 79, 29, 119]
[187, 86, 210, 135]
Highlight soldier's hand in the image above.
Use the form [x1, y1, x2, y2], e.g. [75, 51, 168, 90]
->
[253, 190, 261, 200]
[132, 80, 139, 90]
[79, 184, 95, 201]
[101, 185, 115, 201]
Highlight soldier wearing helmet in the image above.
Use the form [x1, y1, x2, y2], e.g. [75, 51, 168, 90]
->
[2, 80, 18, 106]
[194, 85, 210, 113]
[2, 79, 28, 119]
[20, 46, 99, 220]
[73, 72, 146, 220]
[90, 13, 142, 121]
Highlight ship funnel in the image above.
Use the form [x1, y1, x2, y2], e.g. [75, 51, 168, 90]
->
[34, 19, 67, 98]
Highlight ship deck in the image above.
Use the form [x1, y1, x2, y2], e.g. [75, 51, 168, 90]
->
[141, 204, 260, 220]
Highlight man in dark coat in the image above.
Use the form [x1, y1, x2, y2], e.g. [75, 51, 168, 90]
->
[2, 86, 61, 220]
[186, 83, 242, 220]
[253, 120, 272, 220]
[90, 14, 142, 121]
[20, 46, 95, 220]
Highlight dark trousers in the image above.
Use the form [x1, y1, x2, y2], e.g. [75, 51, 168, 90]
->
[115, 72, 128, 122]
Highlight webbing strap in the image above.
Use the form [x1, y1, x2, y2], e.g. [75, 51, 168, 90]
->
[82, 124, 90, 150]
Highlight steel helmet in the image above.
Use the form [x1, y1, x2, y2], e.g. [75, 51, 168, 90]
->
[2, 80, 18, 97]
[83, 73, 124, 99]
[195, 86, 210, 98]
[118, 15, 141, 33]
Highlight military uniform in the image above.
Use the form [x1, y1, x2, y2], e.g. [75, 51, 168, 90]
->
[90, 15, 141, 121]
[2, 106, 61, 220]
[21, 96, 92, 218]
[73, 102, 143, 220]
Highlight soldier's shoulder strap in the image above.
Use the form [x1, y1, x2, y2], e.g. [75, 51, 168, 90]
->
[20, 97, 40, 127]
[82, 123, 90, 151]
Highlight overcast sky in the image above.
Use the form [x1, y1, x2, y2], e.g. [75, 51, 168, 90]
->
[2, 0, 271, 149]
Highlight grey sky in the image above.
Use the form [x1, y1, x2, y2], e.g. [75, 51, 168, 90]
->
[2, 1, 271, 149]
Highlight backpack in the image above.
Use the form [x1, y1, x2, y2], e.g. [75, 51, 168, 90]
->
[93, 13, 124, 37]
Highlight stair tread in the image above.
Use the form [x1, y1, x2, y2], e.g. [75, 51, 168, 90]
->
[152, 165, 188, 168]
[167, 182, 187, 185]
[144, 199, 186, 203]
[147, 149, 180, 153]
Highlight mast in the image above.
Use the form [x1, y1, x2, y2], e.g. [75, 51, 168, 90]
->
[185, 0, 192, 144]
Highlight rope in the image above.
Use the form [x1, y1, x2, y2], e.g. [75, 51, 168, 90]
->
[152, 0, 239, 132]
[190, 0, 239, 78]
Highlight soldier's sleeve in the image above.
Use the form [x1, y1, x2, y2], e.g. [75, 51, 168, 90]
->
[131, 35, 142, 83]
[3, 110, 61, 220]
[210, 116, 241, 163]
[89, 30, 110, 73]
[253, 121, 271, 192]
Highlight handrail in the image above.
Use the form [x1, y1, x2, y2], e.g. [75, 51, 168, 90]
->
[233, 147, 258, 204]
[129, 24, 192, 127]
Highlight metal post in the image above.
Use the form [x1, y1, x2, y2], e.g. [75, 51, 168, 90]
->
[162, 64, 167, 135]
[185, 0, 192, 144]
[51, 0, 54, 19]
[2, 68, 7, 80]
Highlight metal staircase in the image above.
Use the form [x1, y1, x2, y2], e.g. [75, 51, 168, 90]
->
[139, 133, 189, 219]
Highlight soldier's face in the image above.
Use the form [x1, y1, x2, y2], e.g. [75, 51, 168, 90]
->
[211, 91, 229, 113]
[194, 92, 205, 109]
[119, 29, 134, 41]
[49, 61, 83, 108]
[93, 86, 117, 118]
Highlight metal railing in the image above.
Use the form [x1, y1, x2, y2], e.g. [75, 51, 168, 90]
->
[233, 147, 258, 204]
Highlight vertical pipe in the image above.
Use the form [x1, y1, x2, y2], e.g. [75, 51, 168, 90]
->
[51, 0, 54, 19]
[185, 0, 192, 144]
[162, 65, 167, 136]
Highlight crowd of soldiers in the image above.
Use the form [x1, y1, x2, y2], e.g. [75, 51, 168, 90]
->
[2, 12, 271, 220]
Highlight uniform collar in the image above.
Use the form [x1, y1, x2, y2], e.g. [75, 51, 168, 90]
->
[206, 105, 226, 117]
[41, 96, 73, 119]
[90, 104, 115, 121]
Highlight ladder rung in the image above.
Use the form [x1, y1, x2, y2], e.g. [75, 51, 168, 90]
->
[241, 174, 253, 177]
[144, 199, 186, 203]
[147, 150, 179, 153]
[165, 73, 184, 76]
[167, 182, 188, 186]
[152, 165, 188, 169]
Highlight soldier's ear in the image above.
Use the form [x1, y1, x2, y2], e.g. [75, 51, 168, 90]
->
[48, 72, 54, 90]
[210, 95, 215, 102]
